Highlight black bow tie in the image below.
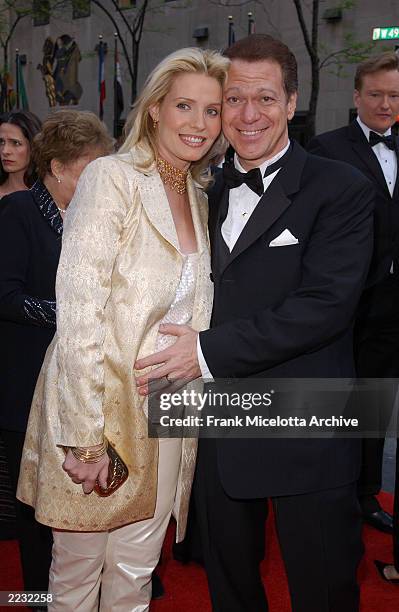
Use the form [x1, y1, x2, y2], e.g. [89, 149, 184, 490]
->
[369, 131, 395, 151]
[223, 164, 264, 196]
[222, 145, 293, 196]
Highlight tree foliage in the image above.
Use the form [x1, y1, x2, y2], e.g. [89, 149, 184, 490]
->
[292, 0, 373, 138]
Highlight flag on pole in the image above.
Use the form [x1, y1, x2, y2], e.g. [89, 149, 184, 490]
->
[98, 37, 106, 120]
[248, 12, 255, 35]
[228, 16, 235, 46]
[114, 38, 124, 123]
[16, 53, 29, 110]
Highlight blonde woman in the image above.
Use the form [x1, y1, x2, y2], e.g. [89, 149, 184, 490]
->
[17, 47, 229, 611]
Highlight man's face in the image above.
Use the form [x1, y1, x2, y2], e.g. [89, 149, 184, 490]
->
[354, 69, 399, 134]
[222, 59, 297, 170]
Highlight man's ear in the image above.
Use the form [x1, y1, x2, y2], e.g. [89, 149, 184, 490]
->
[149, 103, 160, 123]
[287, 92, 297, 121]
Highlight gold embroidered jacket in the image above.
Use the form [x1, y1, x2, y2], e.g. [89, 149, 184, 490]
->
[17, 147, 213, 538]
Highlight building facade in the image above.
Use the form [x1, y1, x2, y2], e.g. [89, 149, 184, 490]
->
[6, 0, 399, 137]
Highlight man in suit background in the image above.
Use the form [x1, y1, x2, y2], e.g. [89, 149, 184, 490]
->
[136, 34, 374, 611]
[308, 52, 399, 535]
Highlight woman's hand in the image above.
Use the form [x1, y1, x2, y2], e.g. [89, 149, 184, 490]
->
[62, 447, 110, 494]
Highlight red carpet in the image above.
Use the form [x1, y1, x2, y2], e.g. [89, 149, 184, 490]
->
[1, 492, 398, 612]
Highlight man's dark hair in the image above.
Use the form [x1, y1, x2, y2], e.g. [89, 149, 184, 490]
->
[355, 52, 399, 90]
[224, 34, 298, 98]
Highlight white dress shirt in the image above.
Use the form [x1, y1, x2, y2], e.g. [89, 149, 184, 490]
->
[357, 116, 397, 197]
[221, 142, 291, 251]
[197, 141, 291, 378]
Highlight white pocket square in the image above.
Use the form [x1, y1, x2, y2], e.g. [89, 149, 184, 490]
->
[268, 229, 299, 247]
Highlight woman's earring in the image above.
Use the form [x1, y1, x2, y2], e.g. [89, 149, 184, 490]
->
[153, 118, 158, 129]
[56, 177, 62, 184]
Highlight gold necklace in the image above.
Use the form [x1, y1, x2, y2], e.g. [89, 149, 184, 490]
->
[157, 157, 188, 195]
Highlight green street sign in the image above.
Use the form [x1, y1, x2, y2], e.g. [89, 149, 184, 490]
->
[372, 27, 399, 40]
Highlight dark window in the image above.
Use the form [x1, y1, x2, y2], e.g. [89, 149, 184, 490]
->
[33, 0, 50, 26]
[118, 0, 136, 8]
[73, 0, 90, 19]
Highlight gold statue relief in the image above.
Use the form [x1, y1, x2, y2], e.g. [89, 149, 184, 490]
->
[37, 37, 57, 107]
[38, 35, 83, 107]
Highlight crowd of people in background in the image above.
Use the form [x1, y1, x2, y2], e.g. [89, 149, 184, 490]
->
[0, 33, 399, 612]
[0, 108, 113, 596]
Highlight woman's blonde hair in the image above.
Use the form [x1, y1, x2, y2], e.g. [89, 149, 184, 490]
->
[119, 47, 230, 188]
[33, 110, 113, 180]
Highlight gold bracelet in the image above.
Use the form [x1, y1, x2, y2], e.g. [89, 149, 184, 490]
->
[71, 445, 107, 463]
[71, 440, 108, 463]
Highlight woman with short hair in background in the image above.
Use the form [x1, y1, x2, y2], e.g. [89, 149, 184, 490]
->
[0, 109, 113, 593]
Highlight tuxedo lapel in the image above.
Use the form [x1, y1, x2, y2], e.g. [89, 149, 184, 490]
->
[219, 141, 306, 275]
[215, 186, 231, 274]
[226, 179, 290, 270]
[208, 173, 230, 274]
[211, 177, 230, 244]
[348, 121, 390, 195]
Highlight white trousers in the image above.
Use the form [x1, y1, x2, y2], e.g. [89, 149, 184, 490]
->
[48, 438, 182, 612]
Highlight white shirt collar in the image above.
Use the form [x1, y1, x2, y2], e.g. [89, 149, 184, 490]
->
[356, 115, 392, 141]
[234, 140, 291, 176]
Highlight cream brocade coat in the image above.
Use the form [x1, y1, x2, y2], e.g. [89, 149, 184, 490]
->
[17, 147, 213, 540]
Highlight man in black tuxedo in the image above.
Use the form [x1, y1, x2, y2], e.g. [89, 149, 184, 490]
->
[136, 35, 374, 611]
[308, 52, 399, 535]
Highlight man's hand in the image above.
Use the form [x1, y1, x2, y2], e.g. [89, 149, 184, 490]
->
[135, 323, 200, 396]
[62, 449, 109, 494]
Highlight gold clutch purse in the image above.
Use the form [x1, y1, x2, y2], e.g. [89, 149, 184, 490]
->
[94, 439, 129, 497]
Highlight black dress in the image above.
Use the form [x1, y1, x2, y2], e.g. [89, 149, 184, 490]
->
[0, 181, 62, 591]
